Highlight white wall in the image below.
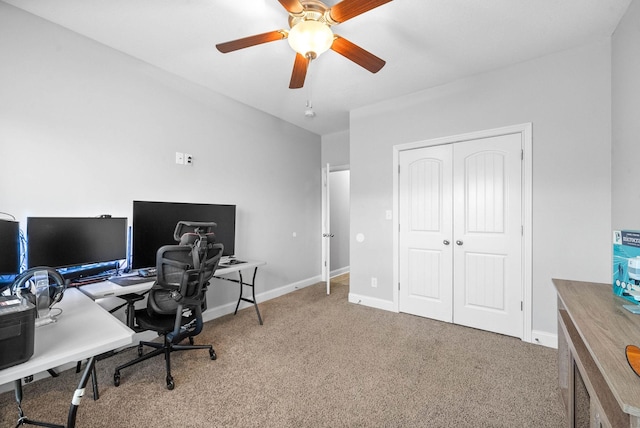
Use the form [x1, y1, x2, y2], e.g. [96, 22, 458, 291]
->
[349, 40, 612, 340]
[0, 3, 322, 308]
[613, 0, 640, 230]
[321, 130, 349, 167]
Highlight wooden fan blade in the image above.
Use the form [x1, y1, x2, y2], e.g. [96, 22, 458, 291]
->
[278, 0, 304, 14]
[216, 30, 287, 53]
[331, 35, 385, 73]
[329, 0, 393, 23]
[289, 53, 310, 89]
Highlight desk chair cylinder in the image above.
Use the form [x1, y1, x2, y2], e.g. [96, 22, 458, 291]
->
[113, 235, 222, 390]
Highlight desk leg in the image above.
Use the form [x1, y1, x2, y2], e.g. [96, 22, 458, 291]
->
[66, 356, 96, 428]
[13, 356, 97, 428]
[233, 268, 263, 325]
[75, 359, 99, 400]
[14, 379, 64, 428]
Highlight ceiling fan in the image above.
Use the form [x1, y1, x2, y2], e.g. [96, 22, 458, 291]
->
[216, 0, 393, 89]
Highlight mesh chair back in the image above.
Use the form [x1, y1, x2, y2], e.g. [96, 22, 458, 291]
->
[148, 234, 223, 316]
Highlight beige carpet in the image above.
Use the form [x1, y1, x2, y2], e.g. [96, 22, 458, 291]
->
[0, 275, 566, 427]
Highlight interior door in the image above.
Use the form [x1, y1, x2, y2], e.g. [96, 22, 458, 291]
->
[322, 163, 331, 294]
[398, 145, 453, 322]
[398, 133, 523, 338]
[452, 135, 522, 337]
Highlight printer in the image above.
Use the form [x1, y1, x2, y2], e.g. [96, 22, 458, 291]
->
[0, 296, 35, 370]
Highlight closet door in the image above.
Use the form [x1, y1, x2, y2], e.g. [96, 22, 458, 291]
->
[398, 144, 453, 322]
[452, 135, 522, 337]
[398, 133, 523, 338]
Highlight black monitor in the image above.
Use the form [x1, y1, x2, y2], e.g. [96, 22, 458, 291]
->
[0, 219, 20, 275]
[132, 201, 236, 269]
[27, 217, 128, 269]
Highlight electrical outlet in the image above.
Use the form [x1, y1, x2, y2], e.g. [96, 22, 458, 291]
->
[371, 277, 378, 288]
[185, 153, 193, 165]
[175, 152, 184, 164]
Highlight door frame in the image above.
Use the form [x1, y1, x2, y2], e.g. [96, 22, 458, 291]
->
[392, 123, 533, 342]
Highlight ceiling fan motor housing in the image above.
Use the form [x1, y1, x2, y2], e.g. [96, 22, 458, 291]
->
[287, 0, 335, 28]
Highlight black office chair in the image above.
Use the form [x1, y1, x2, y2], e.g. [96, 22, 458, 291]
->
[113, 221, 223, 390]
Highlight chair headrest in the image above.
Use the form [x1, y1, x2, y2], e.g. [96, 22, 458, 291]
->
[179, 232, 216, 246]
[173, 221, 217, 242]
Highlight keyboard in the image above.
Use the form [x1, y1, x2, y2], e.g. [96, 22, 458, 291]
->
[138, 268, 157, 278]
[220, 259, 246, 268]
[70, 273, 112, 287]
[109, 275, 155, 286]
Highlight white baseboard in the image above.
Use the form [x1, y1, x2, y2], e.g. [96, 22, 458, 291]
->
[203, 274, 321, 322]
[529, 330, 557, 349]
[330, 266, 349, 278]
[348, 292, 396, 312]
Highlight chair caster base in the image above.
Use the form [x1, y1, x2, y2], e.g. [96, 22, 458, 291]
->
[166, 375, 175, 390]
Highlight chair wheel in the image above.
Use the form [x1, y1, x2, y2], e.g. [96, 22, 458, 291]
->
[114, 372, 120, 387]
[189, 337, 194, 345]
[210, 349, 217, 360]
[166, 376, 175, 390]
[137, 344, 143, 357]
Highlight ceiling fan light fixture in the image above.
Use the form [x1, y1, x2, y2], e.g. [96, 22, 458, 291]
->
[287, 20, 334, 59]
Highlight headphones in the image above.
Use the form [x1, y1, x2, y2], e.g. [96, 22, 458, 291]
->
[11, 267, 67, 308]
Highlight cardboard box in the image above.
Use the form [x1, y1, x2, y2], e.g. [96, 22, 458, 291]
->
[613, 230, 640, 305]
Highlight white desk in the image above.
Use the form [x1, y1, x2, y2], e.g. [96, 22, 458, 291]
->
[80, 260, 266, 324]
[0, 288, 133, 385]
[79, 277, 154, 300]
[0, 288, 134, 427]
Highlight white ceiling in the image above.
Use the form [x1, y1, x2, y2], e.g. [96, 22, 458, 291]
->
[4, 0, 632, 136]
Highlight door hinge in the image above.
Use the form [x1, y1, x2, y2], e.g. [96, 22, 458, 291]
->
[398, 282, 401, 290]
[521, 149, 524, 160]
[521, 225, 524, 236]
[521, 301, 523, 311]
[398, 164, 400, 174]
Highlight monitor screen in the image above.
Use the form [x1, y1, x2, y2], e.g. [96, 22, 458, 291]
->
[27, 217, 127, 269]
[0, 219, 20, 275]
[132, 201, 236, 269]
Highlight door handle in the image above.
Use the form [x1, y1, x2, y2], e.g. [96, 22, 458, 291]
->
[443, 240, 450, 245]
[456, 240, 463, 246]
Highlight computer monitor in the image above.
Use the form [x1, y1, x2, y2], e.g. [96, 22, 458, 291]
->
[132, 201, 236, 269]
[0, 219, 20, 275]
[27, 217, 128, 269]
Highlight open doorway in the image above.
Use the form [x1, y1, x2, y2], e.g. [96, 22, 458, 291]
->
[323, 165, 350, 294]
[329, 168, 350, 279]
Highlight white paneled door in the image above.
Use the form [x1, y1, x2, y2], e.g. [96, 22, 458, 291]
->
[399, 133, 523, 338]
[398, 144, 454, 323]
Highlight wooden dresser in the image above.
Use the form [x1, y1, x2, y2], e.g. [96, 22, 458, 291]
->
[554, 278, 640, 427]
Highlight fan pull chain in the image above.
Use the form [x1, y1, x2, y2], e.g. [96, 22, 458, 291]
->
[305, 59, 315, 118]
